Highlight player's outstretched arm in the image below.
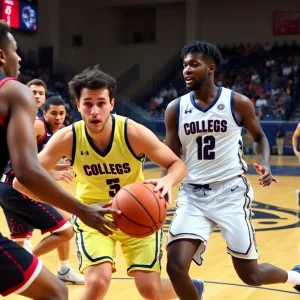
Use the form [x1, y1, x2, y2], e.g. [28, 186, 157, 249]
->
[233, 92, 278, 187]
[126, 118, 188, 201]
[292, 124, 300, 158]
[8, 81, 120, 235]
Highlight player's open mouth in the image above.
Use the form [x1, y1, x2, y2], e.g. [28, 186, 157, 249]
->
[185, 77, 194, 84]
[91, 120, 101, 124]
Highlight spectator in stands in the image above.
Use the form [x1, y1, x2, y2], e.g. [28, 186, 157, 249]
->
[255, 93, 268, 109]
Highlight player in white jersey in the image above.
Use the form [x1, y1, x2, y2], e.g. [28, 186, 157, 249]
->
[164, 41, 300, 299]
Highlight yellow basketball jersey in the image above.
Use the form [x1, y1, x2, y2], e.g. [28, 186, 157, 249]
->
[71, 115, 145, 204]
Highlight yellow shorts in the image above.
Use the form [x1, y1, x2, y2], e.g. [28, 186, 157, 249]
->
[72, 215, 163, 275]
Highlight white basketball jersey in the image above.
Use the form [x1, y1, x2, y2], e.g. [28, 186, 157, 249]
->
[178, 87, 247, 184]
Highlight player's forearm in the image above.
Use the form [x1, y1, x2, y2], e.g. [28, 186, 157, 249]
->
[163, 160, 188, 185]
[253, 135, 270, 167]
[13, 164, 86, 217]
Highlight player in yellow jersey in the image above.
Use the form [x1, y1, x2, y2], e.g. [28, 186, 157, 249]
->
[14, 66, 204, 300]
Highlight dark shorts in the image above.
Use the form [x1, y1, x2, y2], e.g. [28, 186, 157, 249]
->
[0, 183, 70, 240]
[0, 233, 42, 296]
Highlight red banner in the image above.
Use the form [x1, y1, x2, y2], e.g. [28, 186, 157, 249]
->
[273, 10, 300, 36]
[2, 0, 20, 29]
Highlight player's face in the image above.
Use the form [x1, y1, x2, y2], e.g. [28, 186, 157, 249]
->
[29, 85, 46, 109]
[43, 105, 66, 130]
[0, 33, 21, 78]
[77, 88, 115, 134]
[183, 53, 214, 91]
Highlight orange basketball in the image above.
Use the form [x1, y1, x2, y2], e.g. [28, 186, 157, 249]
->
[111, 183, 167, 238]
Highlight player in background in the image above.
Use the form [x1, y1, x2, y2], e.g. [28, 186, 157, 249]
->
[27, 78, 46, 119]
[0, 20, 120, 299]
[14, 65, 204, 300]
[0, 96, 84, 284]
[163, 40, 300, 299]
[292, 123, 300, 205]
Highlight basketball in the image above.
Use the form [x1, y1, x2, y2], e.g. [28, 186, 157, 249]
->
[111, 183, 167, 238]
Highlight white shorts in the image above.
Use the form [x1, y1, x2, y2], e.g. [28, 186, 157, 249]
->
[167, 175, 258, 265]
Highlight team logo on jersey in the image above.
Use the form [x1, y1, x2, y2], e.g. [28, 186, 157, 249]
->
[80, 151, 90, 155]
[185, 109, 193, 114]
[217, 103, 225, 110]
[162, 201, 300, 233]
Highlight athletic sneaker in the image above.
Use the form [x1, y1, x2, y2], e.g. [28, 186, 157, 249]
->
[57, 268, 85, 285]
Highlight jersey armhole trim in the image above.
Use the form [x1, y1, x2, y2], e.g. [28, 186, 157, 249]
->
[176, 97, 181, 132]
[124, 118, 145, 162]
[70, 124, 76, 166]
[230, 90, 243, 127]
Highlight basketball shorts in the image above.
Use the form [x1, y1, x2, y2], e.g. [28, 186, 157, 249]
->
[0, 183, 70, 241]
[166, 175, 258, 265]
[0, 233, 42, 296]
[72, 215, 163, 275]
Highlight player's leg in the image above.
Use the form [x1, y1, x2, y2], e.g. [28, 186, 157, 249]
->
[0, 233, 67, 300]
[73, 215, 116, 300]
[215, 176, 296, 287]
[20, 266, 68, 300]
[56, 241, 85, 284]
[121, 229, 174, 299]
[0, 204, 34, 248]
[80, 263, 112, 300]
[166, 185, 215, 300]
[22, 199, 73, 257]
[0, 182, 73, 255]
[0, 183, 34, 247]
[53, 206, 84, 283]
[120, 226, 204, 300]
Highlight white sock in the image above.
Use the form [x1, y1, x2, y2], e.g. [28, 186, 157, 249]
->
[286, 270, 300, 284]
[59, 260, 70, 270]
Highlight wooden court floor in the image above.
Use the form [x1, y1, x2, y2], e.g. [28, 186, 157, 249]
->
[3, 155, 300, 299]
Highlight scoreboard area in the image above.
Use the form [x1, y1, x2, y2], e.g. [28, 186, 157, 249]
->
[0, 0, 38, 32]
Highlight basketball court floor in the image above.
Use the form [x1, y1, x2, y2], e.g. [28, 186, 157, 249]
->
[3, 155, 300, 299]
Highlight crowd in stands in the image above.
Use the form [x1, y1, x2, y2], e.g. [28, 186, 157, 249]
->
[145, 41, 300, 121]
[17, 50, 77, 125]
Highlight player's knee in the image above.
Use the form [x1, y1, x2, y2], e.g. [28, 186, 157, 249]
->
[40, 280, 68, 300]
[53, 282, 68, 300]
[166, 257, 189, 277]
[56, 226, 74, 241]
[86, 273, 111, 295]
[135, 281, 161, 300]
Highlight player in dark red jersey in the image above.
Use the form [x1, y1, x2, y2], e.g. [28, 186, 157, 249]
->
[0, 96, 84, 284]
[0, 20, 120, 299]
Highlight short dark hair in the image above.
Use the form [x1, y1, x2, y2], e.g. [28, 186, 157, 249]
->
[0, 21, 11, 51]
[27, 79, 47, 93]
[181, 41, 223, 71]
[42, 96, 65, 111]
[69, 65, 117, 101]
